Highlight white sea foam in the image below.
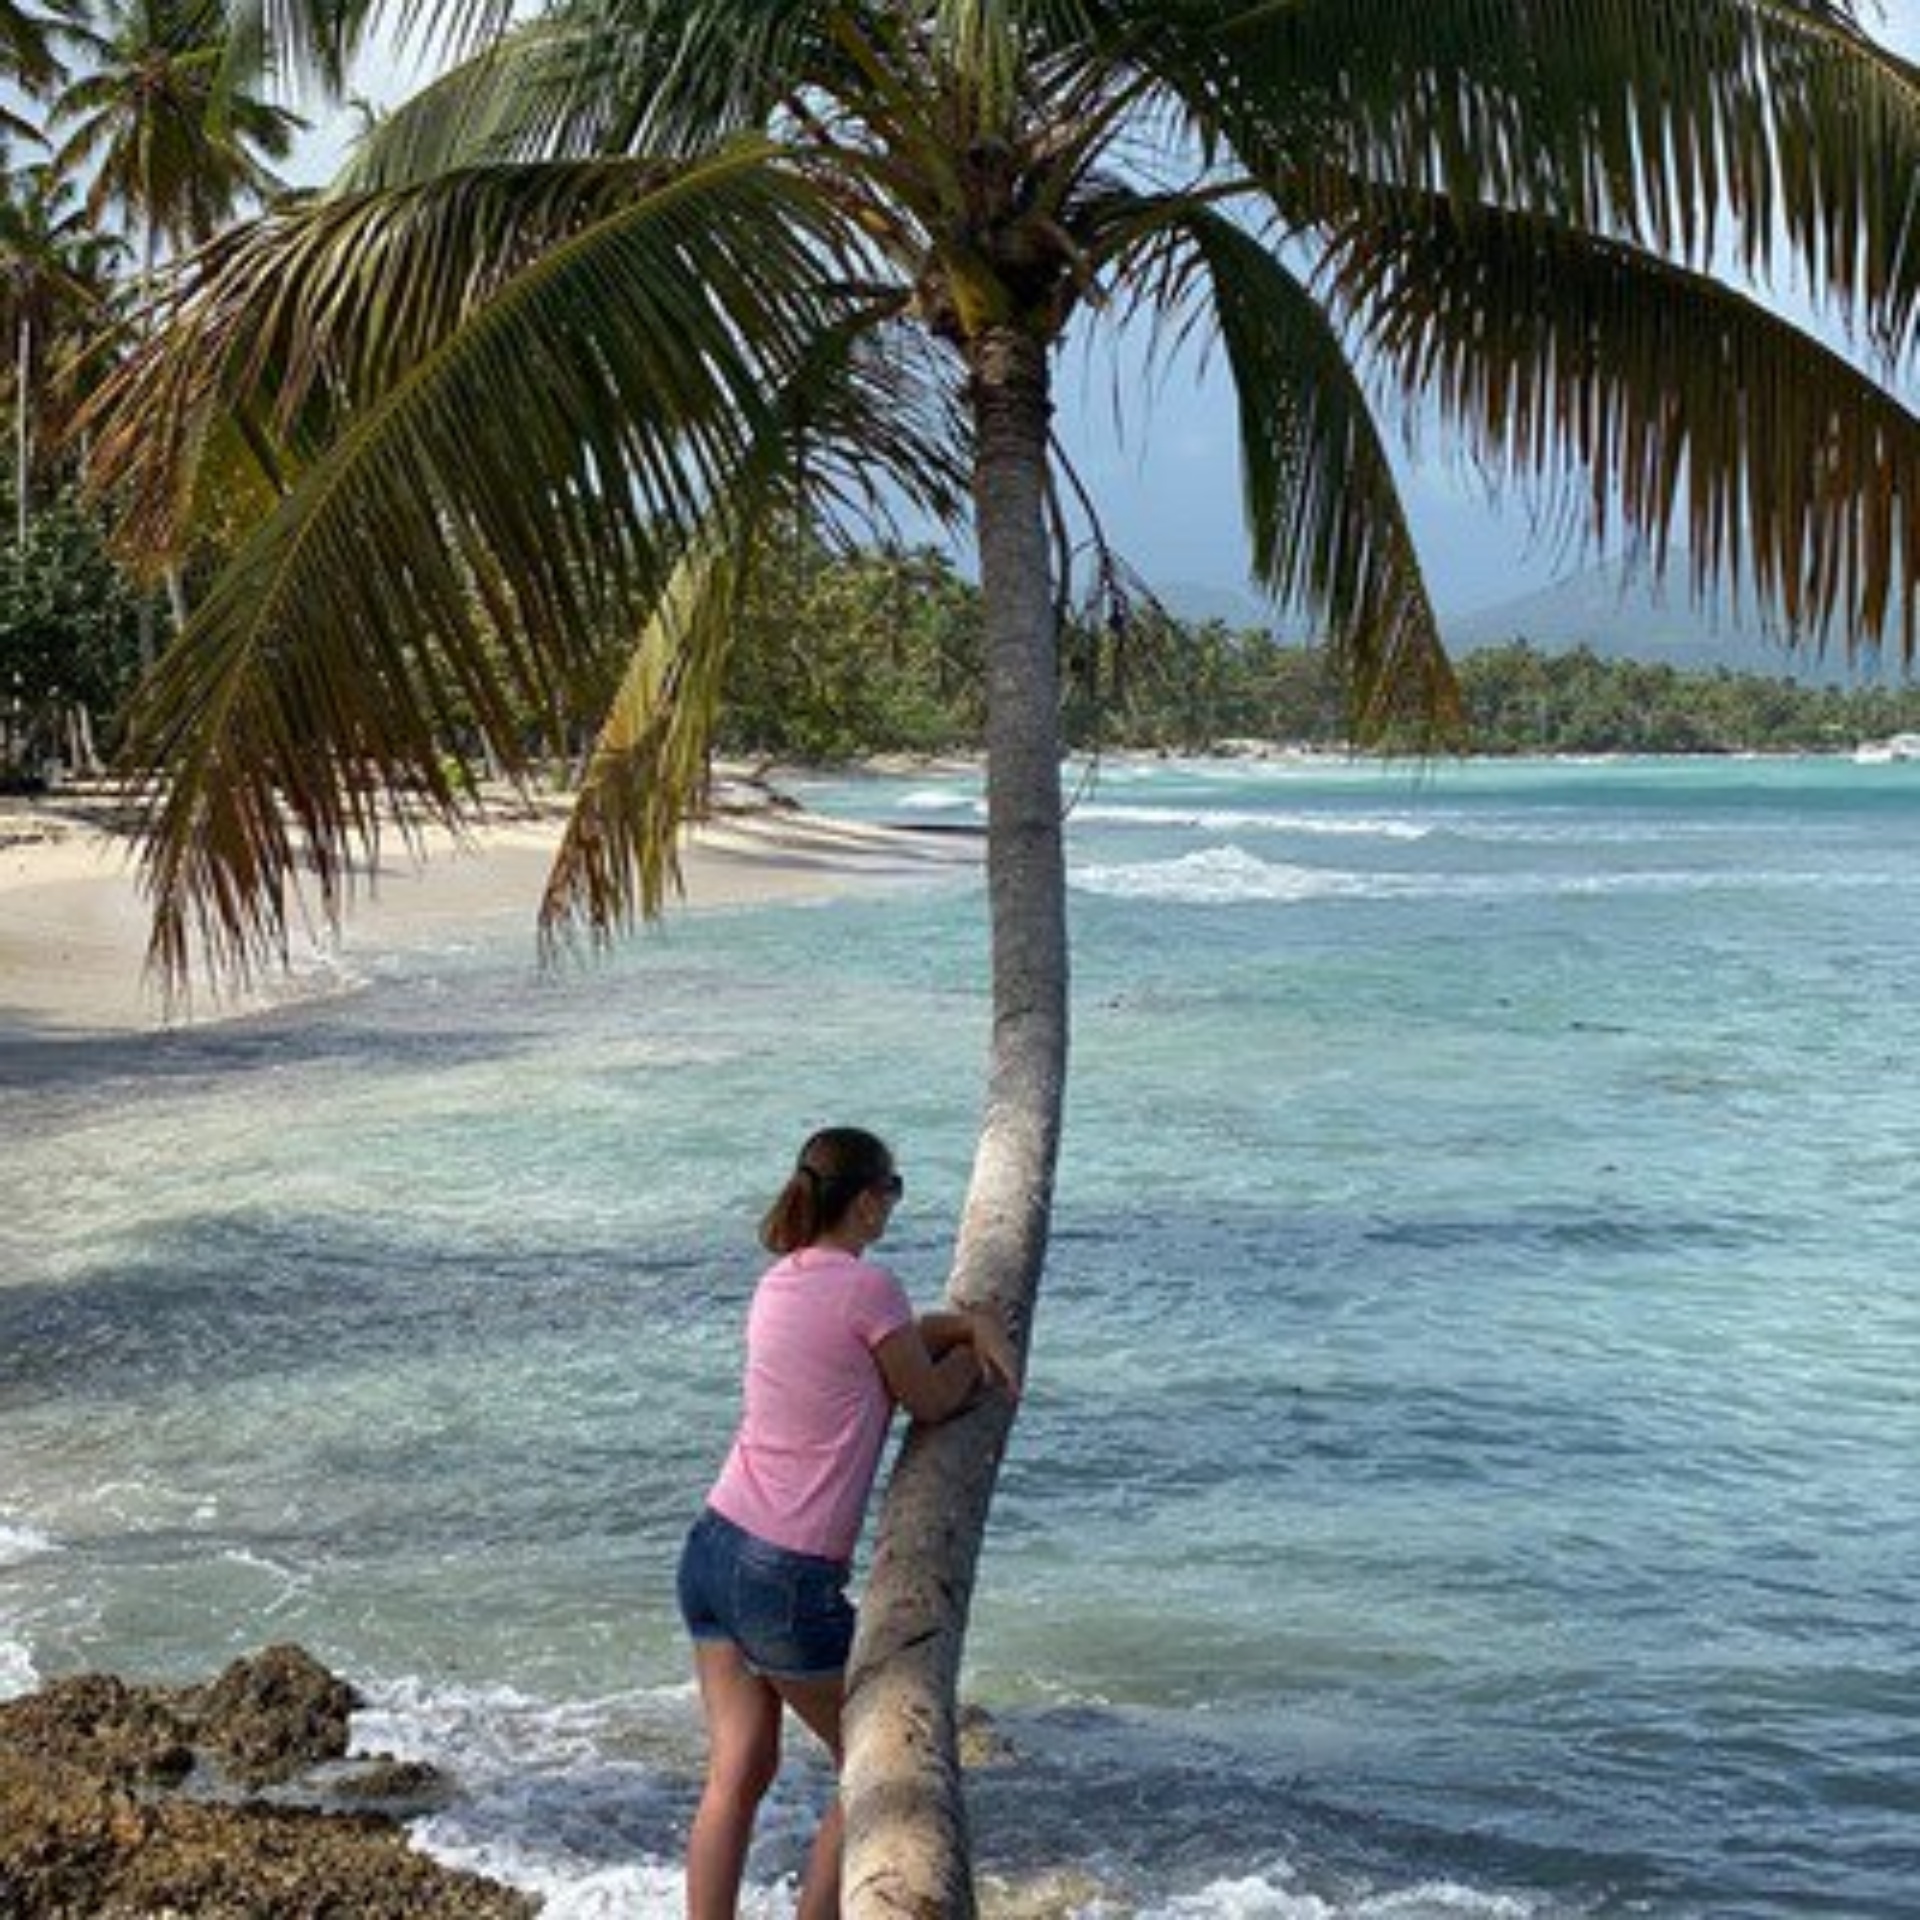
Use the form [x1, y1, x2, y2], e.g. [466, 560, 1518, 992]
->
[354, 1675, 725, 1917]
[0, 1629, 39, 1701]
[1145, 1869, 1545, 1919]
[1072, 848, 1372, 904]
[0, 1517, 52, 1702]
[354, 1672, 1564, 1920]
[1069, 844, 1886, 907]
[217, 1546, 313, 1619]
[1070, 803, 1431, 840]
[896, 788, 983, 814]
[0, 1520, 56, 1569]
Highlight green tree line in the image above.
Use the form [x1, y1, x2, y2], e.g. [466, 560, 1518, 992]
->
[724, 544, 1920, 760]
[15, 520, 1920, 785]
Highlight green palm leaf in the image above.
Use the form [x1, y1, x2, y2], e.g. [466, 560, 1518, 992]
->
[2, 0, 60, 90]
[1177, 0, 1920, 347]
[1118, 197, 1461, 743]
[541, 313, 973, 945]
[343, 0, 852, 185]
[335, 13, 624, 186]
[90, 156, 737, 555]
[1326, 192, 1920, 661]
[117, 144, 858, 987]
[537, 527, 752, 948]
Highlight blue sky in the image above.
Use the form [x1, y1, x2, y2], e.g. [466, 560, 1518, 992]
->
[293, 4, 1920, 620]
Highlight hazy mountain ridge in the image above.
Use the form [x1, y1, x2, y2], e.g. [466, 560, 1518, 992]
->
[1445, 557, 1912, 685]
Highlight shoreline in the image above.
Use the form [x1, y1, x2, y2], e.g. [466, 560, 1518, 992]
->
[0, 777, 978, 1039]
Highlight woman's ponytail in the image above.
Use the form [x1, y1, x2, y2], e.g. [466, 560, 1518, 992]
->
[760, 1127, 894, 1253]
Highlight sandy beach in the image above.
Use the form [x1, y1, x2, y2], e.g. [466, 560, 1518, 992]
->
[0, 777, 976, 1037]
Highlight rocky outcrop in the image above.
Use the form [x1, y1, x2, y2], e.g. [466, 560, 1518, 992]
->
[0, 1645, 536, 1918]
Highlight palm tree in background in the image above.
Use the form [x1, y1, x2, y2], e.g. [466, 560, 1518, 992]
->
[87, 4, 1920, 1907]
[53, 0, 301, 652]
[52, 0, 301, 271]
[3, 154, 122, 546]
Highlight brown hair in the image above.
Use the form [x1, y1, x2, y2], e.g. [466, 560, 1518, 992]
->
[760, 1127, 895, 1254]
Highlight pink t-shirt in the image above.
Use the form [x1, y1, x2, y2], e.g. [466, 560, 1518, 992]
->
[707, 1247, 915, 1563]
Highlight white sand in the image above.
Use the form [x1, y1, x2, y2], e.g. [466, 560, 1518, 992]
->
[0, 784, 977, 1036]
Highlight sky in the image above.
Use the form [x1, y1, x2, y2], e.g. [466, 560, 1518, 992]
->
[288, 3, 1920, 623]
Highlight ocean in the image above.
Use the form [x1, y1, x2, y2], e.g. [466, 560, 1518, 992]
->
[2, 754, 1916, 1918]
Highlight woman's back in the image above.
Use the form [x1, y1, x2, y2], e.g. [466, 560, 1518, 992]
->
[708, 1246, 912, 1562]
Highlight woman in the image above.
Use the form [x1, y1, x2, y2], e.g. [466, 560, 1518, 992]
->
[677, 1126, 1019, 1920]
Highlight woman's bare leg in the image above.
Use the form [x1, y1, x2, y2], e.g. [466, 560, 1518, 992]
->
[687, 1641, 782, 1920]
[772, 1673, 846, 1920]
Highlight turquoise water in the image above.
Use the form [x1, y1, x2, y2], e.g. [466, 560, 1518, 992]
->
[3, 755, 1917, 1916]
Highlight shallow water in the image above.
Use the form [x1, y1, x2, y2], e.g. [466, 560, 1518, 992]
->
[4, 756, 1918, 1916]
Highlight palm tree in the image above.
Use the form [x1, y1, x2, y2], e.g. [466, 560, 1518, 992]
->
[52, 0, 301, 267]
[52, 0, 302, 653]
[85, 3, 1920, 1907]
[3, 156, 121, 549]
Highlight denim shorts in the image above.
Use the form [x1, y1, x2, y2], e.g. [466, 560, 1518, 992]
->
[676, 1507, 856, 1681]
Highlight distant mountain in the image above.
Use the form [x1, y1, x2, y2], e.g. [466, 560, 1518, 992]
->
[1148, 578, 1270, 628]
[1147, 577, 1324, 640]
[1447, 557, 1912, 686]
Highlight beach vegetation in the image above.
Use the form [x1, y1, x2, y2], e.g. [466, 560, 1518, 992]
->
[718, 531, 987, 761]
[3, 0, 302, 763]
[1450, 643, 1920, 758]
[3, 121, 132, 783]
[74, 3, 1920, 1908]
[3, 151, 122, 539]
[0, 477, 143, 780]
[717, 568, 1920, 758]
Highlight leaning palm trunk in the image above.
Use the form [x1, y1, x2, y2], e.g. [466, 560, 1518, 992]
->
[842, 327, 1067, 1916]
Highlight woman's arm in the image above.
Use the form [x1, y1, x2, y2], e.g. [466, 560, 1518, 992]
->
[872, 1324, 981, 1424]
[873, 1303, 1020, 1424]
[918, 1306, 1021, 1398]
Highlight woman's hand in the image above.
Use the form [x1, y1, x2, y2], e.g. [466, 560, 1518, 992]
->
[902, 1303, 1023, 1415]
[966, 1306, 1022, 1401]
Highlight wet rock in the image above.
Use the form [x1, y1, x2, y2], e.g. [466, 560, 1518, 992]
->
[0, 1644, 362, 1795]
[960, 1701, 1019, 1768]
[308, 1753, 456, 1813]
[0, 1649, 537, 1918]
[186, 1643, 362, 1788]
[0, 1672, 197, 1787]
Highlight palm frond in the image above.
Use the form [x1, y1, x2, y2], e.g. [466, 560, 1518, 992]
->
[1325, 190, 1920, 662]
[335, 12, 624, 186]
[215, 0, 469, 99]
[344, 0, 854, 185]
[537, 528, 750, 949]
[2, 0, 65, 90]
[1115, 196, 1462, 745]
[88, 155, 752, 558]
[109, 145, 857, 989]
[1167, 0, 1920, 352]
[541, 310, 971, 945]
